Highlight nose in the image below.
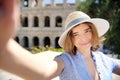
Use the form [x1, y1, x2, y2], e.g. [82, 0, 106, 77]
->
[78, 34, 88, 42]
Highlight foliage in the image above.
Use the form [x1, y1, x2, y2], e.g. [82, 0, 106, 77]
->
[31, 46, 64, 54]
[31, 46, 41, 54]
[52, 48, 64, 52]
[103, 0, 120, 57]
[76, 0, 93, 13]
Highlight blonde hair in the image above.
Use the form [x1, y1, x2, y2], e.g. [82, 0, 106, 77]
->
[63, 22, 105, 55]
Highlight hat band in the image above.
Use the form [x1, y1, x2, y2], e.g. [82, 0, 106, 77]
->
[67, 17, 90, 29]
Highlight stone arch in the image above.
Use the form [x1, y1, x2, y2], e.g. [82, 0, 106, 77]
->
[55, 16, 62, 27]
[55, 37, 61, 48]
[33, 16, 39, 27]
[22, 16, 28, 27]
[44, 16, 50, 27]
[44, 37, 51, 47]
[23, 36, 29, 48]
[33, 36, 39, 47]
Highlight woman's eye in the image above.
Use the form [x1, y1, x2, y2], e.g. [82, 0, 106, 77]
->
[74, 34, 78, 36]
[85, 29, 91, 33]
[72, 33, 78, 37]
[85, 30, 89, 33]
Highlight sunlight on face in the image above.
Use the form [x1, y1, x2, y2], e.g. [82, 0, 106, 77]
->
[71, 23, 92, 48]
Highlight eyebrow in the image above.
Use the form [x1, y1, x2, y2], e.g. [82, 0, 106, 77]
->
[85, 27, 91, 31]
[72, 27, 91, 34]
[72, 30, 78, 35]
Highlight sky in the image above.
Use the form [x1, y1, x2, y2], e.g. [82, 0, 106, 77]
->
[44, 0, 74, 4]
[44, 0, 83, 4]
[24, 0, 85, 5]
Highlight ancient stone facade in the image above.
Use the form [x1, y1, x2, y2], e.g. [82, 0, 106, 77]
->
[16, 0, 80, 49]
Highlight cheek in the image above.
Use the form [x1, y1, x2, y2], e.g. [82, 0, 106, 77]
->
[72, 37, 77, 45]
[87, 33, 92, 41]
[72, 37, 80, 46]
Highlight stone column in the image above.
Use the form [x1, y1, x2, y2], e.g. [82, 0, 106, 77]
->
[29, 35, 33, 48]
[29, 14, 33, 28]
[51, 0, 56, 7]
[63, 0, 67, 7]
[51, 37, 55, 48]
[38, 36, 41, 48]
[19, 36, 24, 47]
[28, 0, 31, 7]
[39, 15, 44, 28]
[51, 15, 55, 28]
[28, 0, 34, 8]
[39, 0, 45, 7]
[19, 0, 24, 8]
[37, 14, 40, 27]
[40, 36, 44, 47]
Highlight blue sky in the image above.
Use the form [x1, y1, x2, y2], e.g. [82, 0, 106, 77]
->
[44, 0, 77, 4]
[24, 0, 85, 5]
[44, 0, 86, 4]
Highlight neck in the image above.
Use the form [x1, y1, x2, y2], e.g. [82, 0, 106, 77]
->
[77, 46, 92, 58]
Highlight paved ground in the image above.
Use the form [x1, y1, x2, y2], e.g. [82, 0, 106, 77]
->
[0, 51, 120, 80]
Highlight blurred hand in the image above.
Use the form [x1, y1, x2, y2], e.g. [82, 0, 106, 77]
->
[0, 0, 19, 47]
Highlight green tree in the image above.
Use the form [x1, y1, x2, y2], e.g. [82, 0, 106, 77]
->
[77, 0, 109, 18]
[76, 0, 93, 13]
[104, 0, 120, 58]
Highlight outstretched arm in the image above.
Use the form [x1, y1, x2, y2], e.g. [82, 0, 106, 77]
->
[0, 0, 64, 79]
[0, 39, 64, 80]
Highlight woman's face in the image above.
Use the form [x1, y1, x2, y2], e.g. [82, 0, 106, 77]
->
[71, 23, 92, 49]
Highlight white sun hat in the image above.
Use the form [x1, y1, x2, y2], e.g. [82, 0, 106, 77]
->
[58, 11, 109, 48]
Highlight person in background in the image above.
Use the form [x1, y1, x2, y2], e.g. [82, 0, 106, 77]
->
[0, 0, 120, 80]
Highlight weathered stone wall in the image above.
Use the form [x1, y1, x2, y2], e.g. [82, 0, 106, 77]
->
[16, 0, 80, 49]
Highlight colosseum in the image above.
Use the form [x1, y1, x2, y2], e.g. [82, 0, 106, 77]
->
[15, 0, 80, 49]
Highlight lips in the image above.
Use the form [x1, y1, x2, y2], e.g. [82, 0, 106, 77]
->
[78, 40, 91, 46]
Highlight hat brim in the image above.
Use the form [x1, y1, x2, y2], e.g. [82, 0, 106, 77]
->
[58, 18, 109, 48]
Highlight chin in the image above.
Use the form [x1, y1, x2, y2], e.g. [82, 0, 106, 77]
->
[81, 42, 91, 45]
[79, 43, 92, 48]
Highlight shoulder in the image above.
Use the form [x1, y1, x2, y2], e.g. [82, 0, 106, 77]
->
[56, 52, 73, 63]
[55, 52, 74, 69]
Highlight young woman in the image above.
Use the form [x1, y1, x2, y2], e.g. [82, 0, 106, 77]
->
[56, 11, 120, 80]
[0, 1, 120, 80]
